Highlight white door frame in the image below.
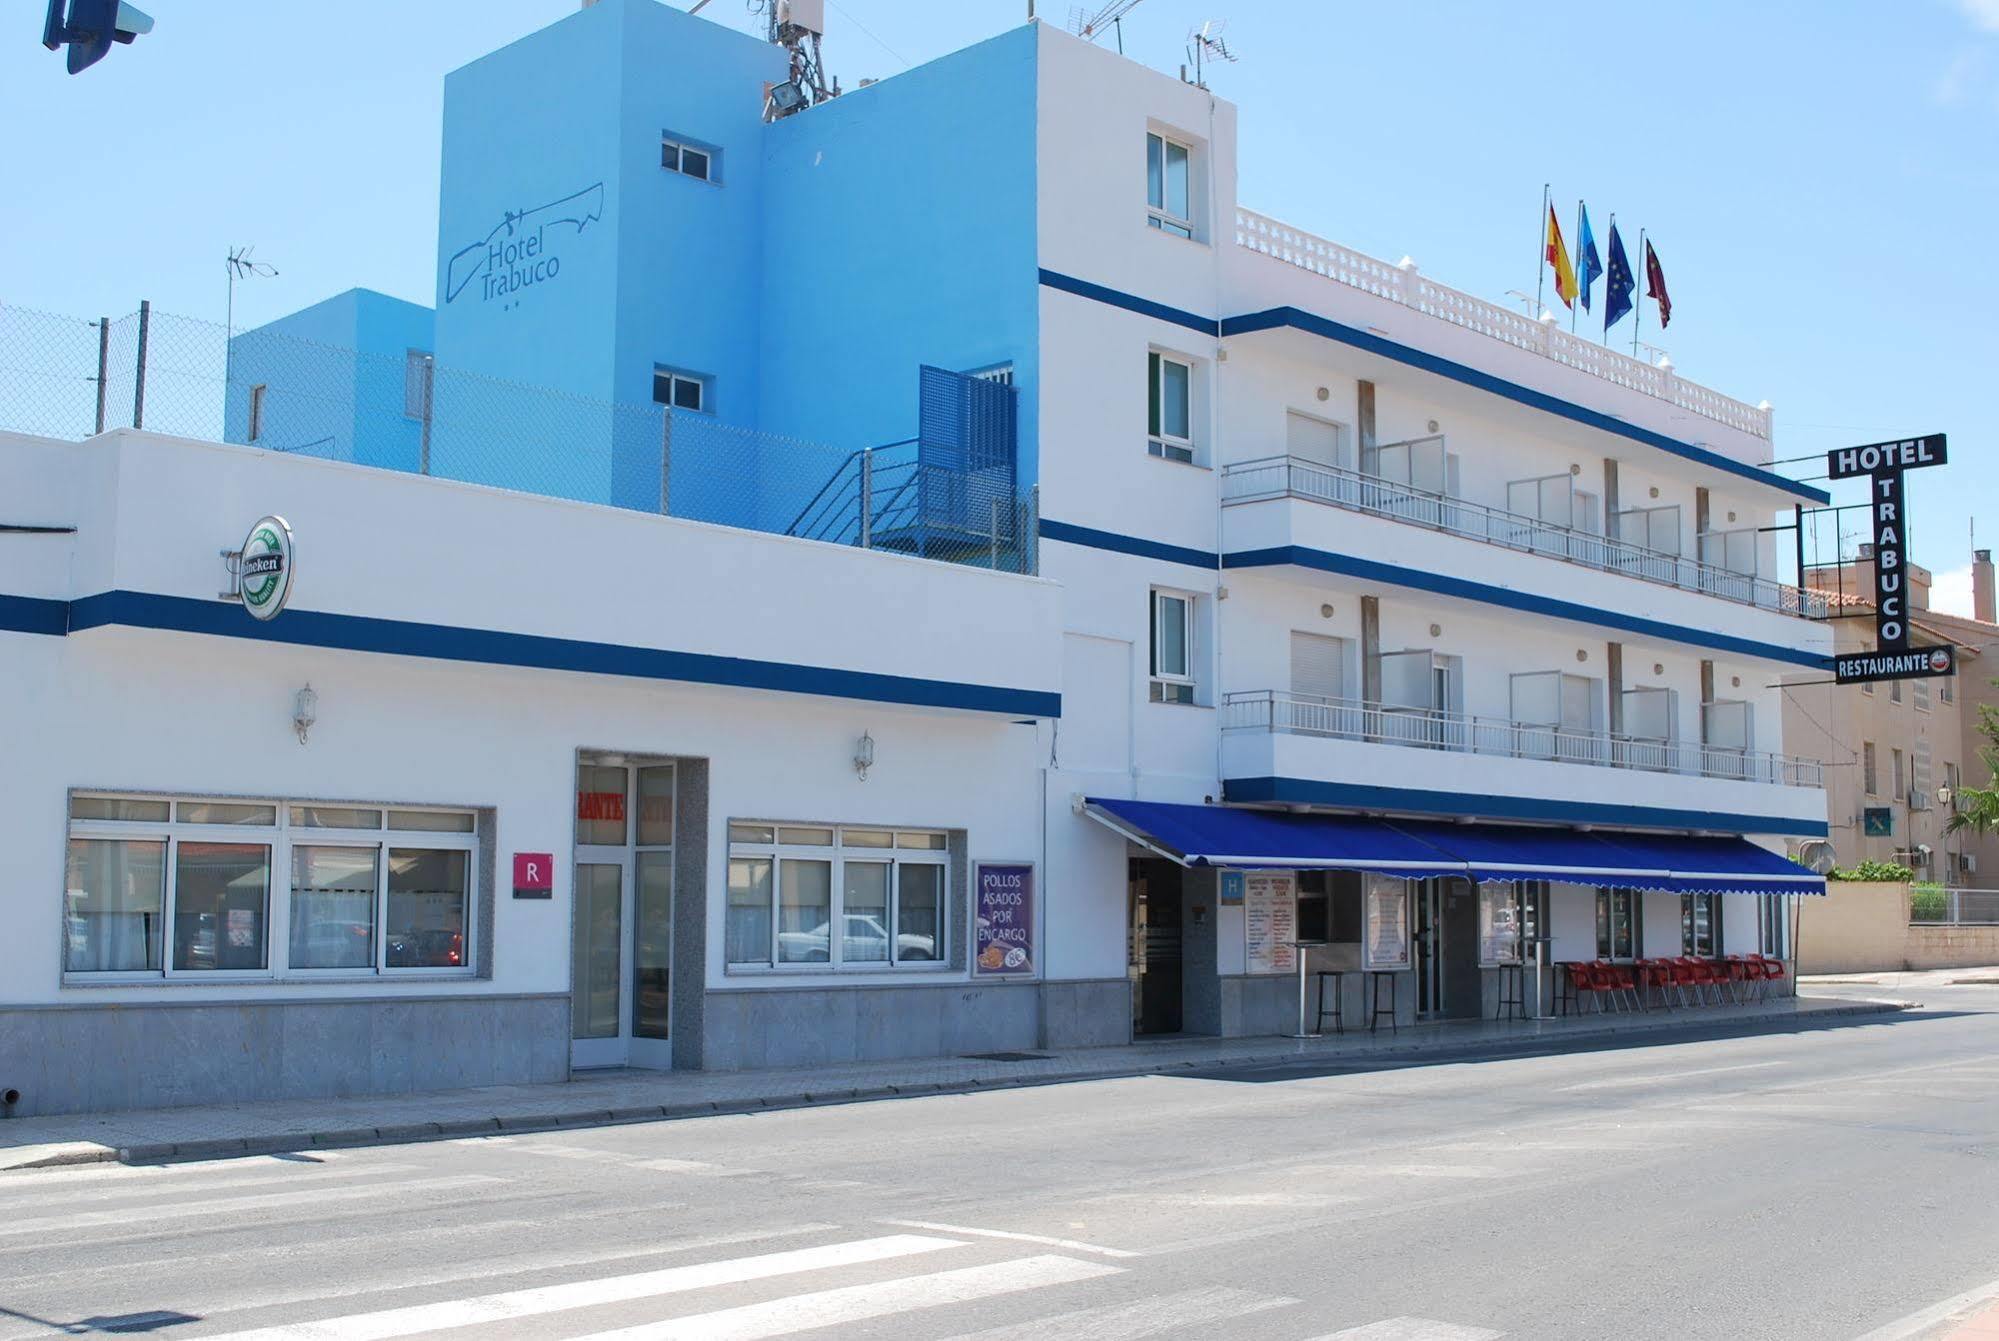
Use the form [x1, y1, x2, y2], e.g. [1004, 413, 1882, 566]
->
[571, 846, 633, 1070]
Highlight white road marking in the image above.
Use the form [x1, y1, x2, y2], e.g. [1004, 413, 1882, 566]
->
[565, 1254, 1122, 1341]
[1309, 1318, 1505, 1340]
[1105, 1192, 1356, 1209]
[0, 1174, 499, 1238]
[1556, 1061, 1784, 1092]
[937, 1284, 1296, 1339]
[193, 1234, 964, 1341]
[0, 1161, 421, 1211]
[1851, 1271, 1999, 1341]
[883, 1218, 1145, 1258]
[0, 1150, 347, 1186]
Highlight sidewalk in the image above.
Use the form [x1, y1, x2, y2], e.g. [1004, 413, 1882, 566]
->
[0, 993, 1910, 1171]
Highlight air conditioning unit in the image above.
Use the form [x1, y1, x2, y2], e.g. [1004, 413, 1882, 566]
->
[1909, 788, 1932, 812]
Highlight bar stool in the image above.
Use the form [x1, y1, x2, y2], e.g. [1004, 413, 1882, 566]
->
[1313, 969, 1349, 1035]
[1493, 961, 1527, 1022]
[1366, 970, 1398, 1034]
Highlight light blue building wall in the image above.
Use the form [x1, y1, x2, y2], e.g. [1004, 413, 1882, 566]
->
[225, 288, 432, 470]
[233, 0, 1039, 532]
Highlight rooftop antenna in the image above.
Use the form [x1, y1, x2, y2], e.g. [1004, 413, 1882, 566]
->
[1068, 0, 1148, 53]
[1186, 19, 1235, 88]
[224, 246, 278, 391]
[753, 0, 838, 120]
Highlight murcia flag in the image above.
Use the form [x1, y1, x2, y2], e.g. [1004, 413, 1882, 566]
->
[1546, 205, 1578, 309]
[1645, 238, 1672, 328]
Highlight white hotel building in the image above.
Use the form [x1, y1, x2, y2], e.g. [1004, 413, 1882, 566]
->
[0, 2, 1830, 1115]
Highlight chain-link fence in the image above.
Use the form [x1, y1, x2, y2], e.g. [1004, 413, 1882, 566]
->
[0, 301, 1037, 576]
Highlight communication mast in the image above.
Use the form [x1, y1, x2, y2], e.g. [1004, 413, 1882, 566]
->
[1067, 0, 1148, 51]
[753, 0, 840, 120]
[1185, 19, 1235, 88]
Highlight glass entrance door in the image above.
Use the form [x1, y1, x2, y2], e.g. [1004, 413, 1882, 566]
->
[1415, 880, 1444, 1018]
[572, 759, 676, 1070]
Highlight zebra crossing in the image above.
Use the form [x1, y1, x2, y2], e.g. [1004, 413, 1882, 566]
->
[0, 1152, 1512, 1341]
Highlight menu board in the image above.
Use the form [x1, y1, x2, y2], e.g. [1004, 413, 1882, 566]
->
[1364, 874, 1411, 970]
[973, 862, 1035, 976]
[1244, 871, 1298, 975]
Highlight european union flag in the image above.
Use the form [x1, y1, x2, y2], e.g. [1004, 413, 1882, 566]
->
[1604, 221, 1634, 332]
[1578, 205, 1603, 313]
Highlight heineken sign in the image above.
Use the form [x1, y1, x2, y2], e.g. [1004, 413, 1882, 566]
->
[1826, 435, 1952, 686]
[225, 515, 295, 621]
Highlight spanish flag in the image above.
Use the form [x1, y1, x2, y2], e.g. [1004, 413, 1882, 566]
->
[1546, 205, 1578, 310]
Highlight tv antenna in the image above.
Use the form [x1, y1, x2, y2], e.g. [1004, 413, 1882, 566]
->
[1068, 0, 1148, 52]
[224, 246, 278, 391]
[1186, 19, 1235, 88]
[751, 0, 839, 120]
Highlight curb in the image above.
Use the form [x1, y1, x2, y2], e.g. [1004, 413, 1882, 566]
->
[11, 997, 1911, 1169]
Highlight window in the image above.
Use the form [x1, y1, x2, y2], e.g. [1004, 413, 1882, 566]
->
[1145, 131, 1193, 237]
[1863, 741, 1878, 796]
[1942, 676, 1955, 704]
[1915, 679, 1931, 712]
[725, 823, 950, 970]
[1294, 871, 1364, 944]
[1893, 748, 1906, 801]
[1479, 883, 1526, 966]
[1759, 895, 1790, 959]
[403, 351, 433, 421]
[65, 793, 477, 980]
[1681, 893, 1722, 957]
[1595, 888, 1640, 960]
[247, 383, 267, 443]
[652, 367, 709, 414]
[1147, 351, 1194, 463]
[661, 135, 717, 182]
[1150, 589, 1195, 705]
[1861, 679, 1874, 696]
[1891, 679, 1903, 704]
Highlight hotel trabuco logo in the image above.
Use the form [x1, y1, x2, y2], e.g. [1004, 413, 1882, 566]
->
[444, 183, 605, 307]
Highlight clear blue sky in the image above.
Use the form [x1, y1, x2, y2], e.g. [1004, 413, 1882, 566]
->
[4, 1, 1993, 605]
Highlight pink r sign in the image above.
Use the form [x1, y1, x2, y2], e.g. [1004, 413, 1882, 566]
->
[513, 852, 554, 899]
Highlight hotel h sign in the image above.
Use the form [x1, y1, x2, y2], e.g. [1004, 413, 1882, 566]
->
[1826, 435, 1956, 685]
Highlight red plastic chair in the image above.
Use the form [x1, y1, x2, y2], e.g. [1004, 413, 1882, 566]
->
[1760, 955, 1789, 996]
[1561, 961, 1595, 1015]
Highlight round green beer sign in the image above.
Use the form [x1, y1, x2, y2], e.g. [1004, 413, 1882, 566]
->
[238, 515, 294, 621]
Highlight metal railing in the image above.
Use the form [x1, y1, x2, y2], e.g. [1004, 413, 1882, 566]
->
[1220, 689, 1826, 788]
[1909, 887, 1999, 925]
[1221, 455, 1829, 619]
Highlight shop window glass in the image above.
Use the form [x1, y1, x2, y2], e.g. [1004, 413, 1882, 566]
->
[387, 810, 475, 832]
[64, 838, 166, 972]
[576, 765, 628, 846]
[290, 846, 377, 970]
[291, 805, 382, 829]
[178, 802, 277, 826]
[636, 766, 676, 846]
[778, 860, 833, 963]
[572, 863, 621, 1040]
[385, 848, 468, 969]
[172, 842, 271, 971]
[779, 827, 835, 847]
[843, 862, 891, 962]
[634, 851, 673, 1040]
[845, 829, 894, 848]
[729, 824, 774, 845]
[896, 832, 947, 851]
[896, 864, 943, 962]
[70, 796, 169, 823]
[727, 858, 773, 965]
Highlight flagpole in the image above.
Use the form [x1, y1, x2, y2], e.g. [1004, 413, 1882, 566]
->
[1634, 227, 1646, 358]
[1535, 182, 1549, 316]
[1604, 213, 1614, 346]
[1571, 200, 1582, 334]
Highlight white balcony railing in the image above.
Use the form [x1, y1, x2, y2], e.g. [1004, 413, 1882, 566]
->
[1234, 207, 1774, 441]
[1221, 690, 1826, 789]
[1222, 455, 1830, 620]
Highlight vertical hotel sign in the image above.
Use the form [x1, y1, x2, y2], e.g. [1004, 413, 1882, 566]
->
[1826, 435, 1957, 685]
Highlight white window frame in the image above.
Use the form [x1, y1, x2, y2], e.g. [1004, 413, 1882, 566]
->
[63, 792, 478, 984]
[661, 134, 718, 183]
[1150, 588, 1196, 705]
[1147, 350, 1195, 464]
[1145, 131, 1194, 238]
[652, 366, 710, 415]
[247, 383, 267, 443]
[724, 822, 951, 974]
[1596, 887, 1641, 961]
[1758, 894, 1790, 959]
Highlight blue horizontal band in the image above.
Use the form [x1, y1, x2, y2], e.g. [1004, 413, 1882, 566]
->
[1037, 268, 1218, 336]
[1222, 776, 1828, 838]
[47, 590, 1061, 718]
[1224, 545, 1829, 669]
[0, 592, 70, 637]
[1038, 518, 1217, 569]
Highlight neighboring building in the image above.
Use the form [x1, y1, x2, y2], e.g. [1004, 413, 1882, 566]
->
[1786, 548, 1999, 884]
[1, 2, 1838, 1115]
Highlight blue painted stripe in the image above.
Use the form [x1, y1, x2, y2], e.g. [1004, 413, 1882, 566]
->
[1225, 545, 1829, 669]
[0, 593, 70, 637]
[1039, 518, 1218, 569]
[1221, 307, 1828, 504]
[1223, 776, 1829, 839]
[1037, 268, 1219, 337]
[58, 591, 1062, 718]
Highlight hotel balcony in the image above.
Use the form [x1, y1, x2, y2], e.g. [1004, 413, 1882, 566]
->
[1218, 690, 1829, 837]
[1220, 454, 1833, 667]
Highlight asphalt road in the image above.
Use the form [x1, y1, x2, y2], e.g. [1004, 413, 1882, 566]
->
[5, 986, 1999, 1341]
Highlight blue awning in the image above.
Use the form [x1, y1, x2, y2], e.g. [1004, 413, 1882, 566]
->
[1083, 799, 1825, 896]
[1082, 798, 1463, 878]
